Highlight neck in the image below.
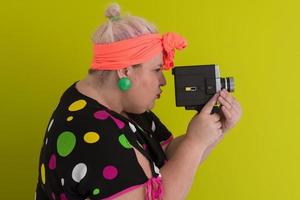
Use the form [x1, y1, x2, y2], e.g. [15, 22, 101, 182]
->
[76, 74, 128, 118]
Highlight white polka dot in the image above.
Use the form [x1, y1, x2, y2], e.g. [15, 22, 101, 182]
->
[45, 138, 48, 145]
[153, 163, 161, 177]
[47, 119, 54, 132]
[137, 140, 143, 148]
[72, 163, 87, 183]
[151, 121, 156, 132]
[129, 122, 137, 133]
[61, 178, 64, 186]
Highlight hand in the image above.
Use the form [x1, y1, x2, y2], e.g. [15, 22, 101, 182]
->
[217, 89, 242, 134]
[186, 93, 223, 147]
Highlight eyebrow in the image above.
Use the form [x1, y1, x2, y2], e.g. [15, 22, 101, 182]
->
[152, 63, 163, 69]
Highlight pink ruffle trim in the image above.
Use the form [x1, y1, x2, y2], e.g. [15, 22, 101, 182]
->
[146, 176, 164, 200]
[161, 135, 174, 147]
[101, 177, 164, 200]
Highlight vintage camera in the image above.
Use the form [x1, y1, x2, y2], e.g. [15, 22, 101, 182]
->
[172, 64, 234, 112]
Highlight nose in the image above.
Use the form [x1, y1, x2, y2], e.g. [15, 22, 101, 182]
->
[159, 72, 167, 86]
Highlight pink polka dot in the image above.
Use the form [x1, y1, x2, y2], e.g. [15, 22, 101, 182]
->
[94, 110, 125, 129]
[143, 144, 148, 150]
[110, 116, 125, 129]
[51, 192, 56, 200]
[103, 165, 118, 180]
[94, 110, 109, 120]
[49, 154, 56, 170]
[60, 193, 68, 200]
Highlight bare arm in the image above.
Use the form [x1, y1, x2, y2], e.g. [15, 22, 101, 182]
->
[159, 135, 208, 200]
[101, 93, 237, 200]
[99, 135, 217, 199]
[165, 134, 223, 167]
[85, 137, 219, 200]
[103, 138, 208, 200]
[83, 136, 211, 200]
[164, 135, 184, 159]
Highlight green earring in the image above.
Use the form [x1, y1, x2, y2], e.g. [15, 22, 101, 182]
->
[118, 77, 132, 91]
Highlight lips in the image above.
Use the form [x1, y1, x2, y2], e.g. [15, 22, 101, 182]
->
[156, 91, 162, 99]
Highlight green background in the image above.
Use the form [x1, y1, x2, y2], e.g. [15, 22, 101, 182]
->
[1, 0, 300, 199]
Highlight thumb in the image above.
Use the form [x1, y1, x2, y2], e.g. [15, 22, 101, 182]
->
[201, 93, 219, 114]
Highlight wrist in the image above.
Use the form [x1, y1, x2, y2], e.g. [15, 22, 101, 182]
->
[184, 134, 209, 153]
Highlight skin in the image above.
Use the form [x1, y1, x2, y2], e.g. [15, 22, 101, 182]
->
[77, 53, 165, 118]
[165, 89, 242, 162]
[77, 52, 242, 200]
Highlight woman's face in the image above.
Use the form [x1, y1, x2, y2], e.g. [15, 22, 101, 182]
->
[124, 53, 166, 113]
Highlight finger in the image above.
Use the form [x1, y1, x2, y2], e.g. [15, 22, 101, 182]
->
[225, 97, 241, 115]
[217, 129, 223, 138]
[218, 131, 225, 139]
[220, 89, 235, 104]
[215, 121, 222, 129]
[220, 90, 241, 113]
[232, 100, 242, 112]
[218, 96, 232, 110]
[201, 93, 219, 114]
[221, 105, 232, 120]
[232, 99, 240, 107]
[211, 113, 221, 122]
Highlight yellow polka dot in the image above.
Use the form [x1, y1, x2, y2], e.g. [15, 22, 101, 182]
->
[67, 116, 73, 121]
[84, 132, 100, 143]
[41, 164, 46, 184]
[68, 99, 87, 111]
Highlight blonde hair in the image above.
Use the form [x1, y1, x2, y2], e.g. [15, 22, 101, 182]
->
[89, 3, 158, 75]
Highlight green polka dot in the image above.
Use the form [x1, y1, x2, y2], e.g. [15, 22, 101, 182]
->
[57, 131, 76, 157]
[118, 134, 132, 149]
[93, 188, 100, 195]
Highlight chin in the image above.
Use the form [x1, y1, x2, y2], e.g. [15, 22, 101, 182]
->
[127, 101, 155, 114]
[147, 102, 155, 110]
[136, 106, 154, 114]
[128, 107, 148, 114]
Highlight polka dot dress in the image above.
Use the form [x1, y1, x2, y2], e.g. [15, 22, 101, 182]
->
[35, 82, 173, 200]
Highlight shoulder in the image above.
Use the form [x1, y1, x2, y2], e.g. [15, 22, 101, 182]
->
[42, 108, 148, 199]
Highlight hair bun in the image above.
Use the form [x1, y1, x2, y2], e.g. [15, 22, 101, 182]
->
[105, 3, 121, 20]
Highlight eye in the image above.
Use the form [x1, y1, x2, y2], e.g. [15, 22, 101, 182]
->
[154, 65, 163, 72]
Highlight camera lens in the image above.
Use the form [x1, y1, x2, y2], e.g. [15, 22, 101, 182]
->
[221, 77, 234, 92]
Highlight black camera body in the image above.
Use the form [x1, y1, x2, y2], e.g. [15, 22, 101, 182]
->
[172, 64, 234, 112]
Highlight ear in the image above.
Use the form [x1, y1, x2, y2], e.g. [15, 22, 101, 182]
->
[116, 66, 134, 79]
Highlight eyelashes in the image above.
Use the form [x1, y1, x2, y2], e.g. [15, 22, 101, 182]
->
[155, 65, 163, 72]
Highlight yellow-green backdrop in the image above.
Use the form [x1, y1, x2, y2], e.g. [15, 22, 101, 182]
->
[1, 0, 299, 199]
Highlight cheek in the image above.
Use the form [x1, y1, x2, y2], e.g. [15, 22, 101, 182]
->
[131, 72, 158, 99]
[134, 76, 152, 90]
[140, 79, 157, 96]
[128, 83, 152, 104]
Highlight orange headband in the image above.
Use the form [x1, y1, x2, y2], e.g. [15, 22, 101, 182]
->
[91, 32, 187, 70]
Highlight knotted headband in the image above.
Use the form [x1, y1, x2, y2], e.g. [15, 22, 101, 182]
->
[91, 32, 187, 70]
